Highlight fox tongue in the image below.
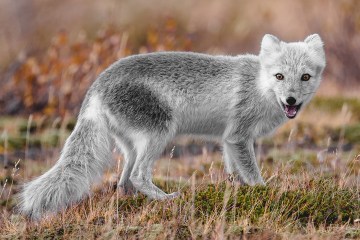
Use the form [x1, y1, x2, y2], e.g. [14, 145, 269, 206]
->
[285, 105, 297, 117]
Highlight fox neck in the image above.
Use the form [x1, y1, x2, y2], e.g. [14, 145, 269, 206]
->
[254, 67, 288, 124]
[256, 68, 279, 108]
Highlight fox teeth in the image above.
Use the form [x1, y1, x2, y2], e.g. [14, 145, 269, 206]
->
[285, 105, 297, 117]
[281, 102, 302, 119]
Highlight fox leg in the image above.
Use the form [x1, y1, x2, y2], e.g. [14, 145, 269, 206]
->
[113, 135, 137, 195]
[223, 139, 265, 186]
[129, 132, 179, 200]
[222, 142, 243, 184]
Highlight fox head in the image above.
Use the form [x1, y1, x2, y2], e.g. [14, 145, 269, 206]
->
[259, 34, 326, 119]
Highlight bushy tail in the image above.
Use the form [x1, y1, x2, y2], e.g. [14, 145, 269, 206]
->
[19, 116, 112, 220]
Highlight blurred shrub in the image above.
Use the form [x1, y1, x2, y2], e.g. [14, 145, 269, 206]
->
[0, 20, 192, 116]
[0, 0, 360, 117]
[311, 97, 360, 120]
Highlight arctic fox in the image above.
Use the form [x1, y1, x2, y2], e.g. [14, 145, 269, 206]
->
[20, 34, 326, 219]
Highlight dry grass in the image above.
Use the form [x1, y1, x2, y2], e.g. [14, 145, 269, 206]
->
[1, 167, 359, 239]
[0, 107, 359, 239]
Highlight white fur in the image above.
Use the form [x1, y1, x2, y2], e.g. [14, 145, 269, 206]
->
[83, 95, 103, 121]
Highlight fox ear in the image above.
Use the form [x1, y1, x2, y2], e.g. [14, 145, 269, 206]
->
[260, 34, 281, 56]
[305, 34, 326, 67]
[304, 34, 323, 49]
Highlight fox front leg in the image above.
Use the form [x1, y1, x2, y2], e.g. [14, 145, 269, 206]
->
[223, 138, 265, 186]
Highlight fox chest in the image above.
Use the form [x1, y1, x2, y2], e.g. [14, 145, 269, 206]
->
[253, 113, 286, 138]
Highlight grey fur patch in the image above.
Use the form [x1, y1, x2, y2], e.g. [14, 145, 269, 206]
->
[102, 81, 172, 131]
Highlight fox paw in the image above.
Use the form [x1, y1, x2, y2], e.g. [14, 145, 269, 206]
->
[118, 182, 137, 196]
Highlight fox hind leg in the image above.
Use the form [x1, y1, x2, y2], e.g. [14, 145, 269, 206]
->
[113, 134, 137, 195]
[129, 132, 179, 200]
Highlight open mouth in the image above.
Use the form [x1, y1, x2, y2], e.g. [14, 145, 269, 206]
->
[281, 102, 302, 119]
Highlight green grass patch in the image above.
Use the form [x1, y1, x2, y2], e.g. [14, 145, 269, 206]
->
[191, 180, 359, 227]
[343, 124, 360, 144]
[310, 97, 360, 120]
[1, 177, 359, 239]
[111, 179, 360, 228]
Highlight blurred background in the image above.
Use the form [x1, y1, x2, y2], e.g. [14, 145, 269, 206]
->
[0, 0, 360, 215]
[1, 1, 360, 237]
[0, 0, 360, 116]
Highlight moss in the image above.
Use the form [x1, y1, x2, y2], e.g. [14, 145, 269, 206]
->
[192, 184, 271, 223]
[270, 179, 359, 226]
[191, 180, 359, 227]
[116, 195, 148, 212]
[194, 184, 225, 218]
[112, 179, 359, 228]
[345, 229, 360, 239]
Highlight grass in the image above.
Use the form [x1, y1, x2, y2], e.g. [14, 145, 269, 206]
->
[1, 95, 360, 239]
[3, 174, 360, 239]
[1, 174, 359, 239]
[0, 92, 359, 240]
[310, 97, 360, 120]
[0, 115, 359, 239]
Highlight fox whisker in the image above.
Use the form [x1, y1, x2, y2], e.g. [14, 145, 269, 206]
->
[303, 92, 316, 95]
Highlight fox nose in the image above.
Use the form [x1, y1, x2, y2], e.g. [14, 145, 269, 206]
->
[286, 97, 296, 105]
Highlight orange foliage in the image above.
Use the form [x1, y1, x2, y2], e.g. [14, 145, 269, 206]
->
[2, 19, 192, 117]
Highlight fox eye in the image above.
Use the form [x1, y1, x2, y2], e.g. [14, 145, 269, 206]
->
[301, 74, 311, 81]
[275, 73, 284, 80]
